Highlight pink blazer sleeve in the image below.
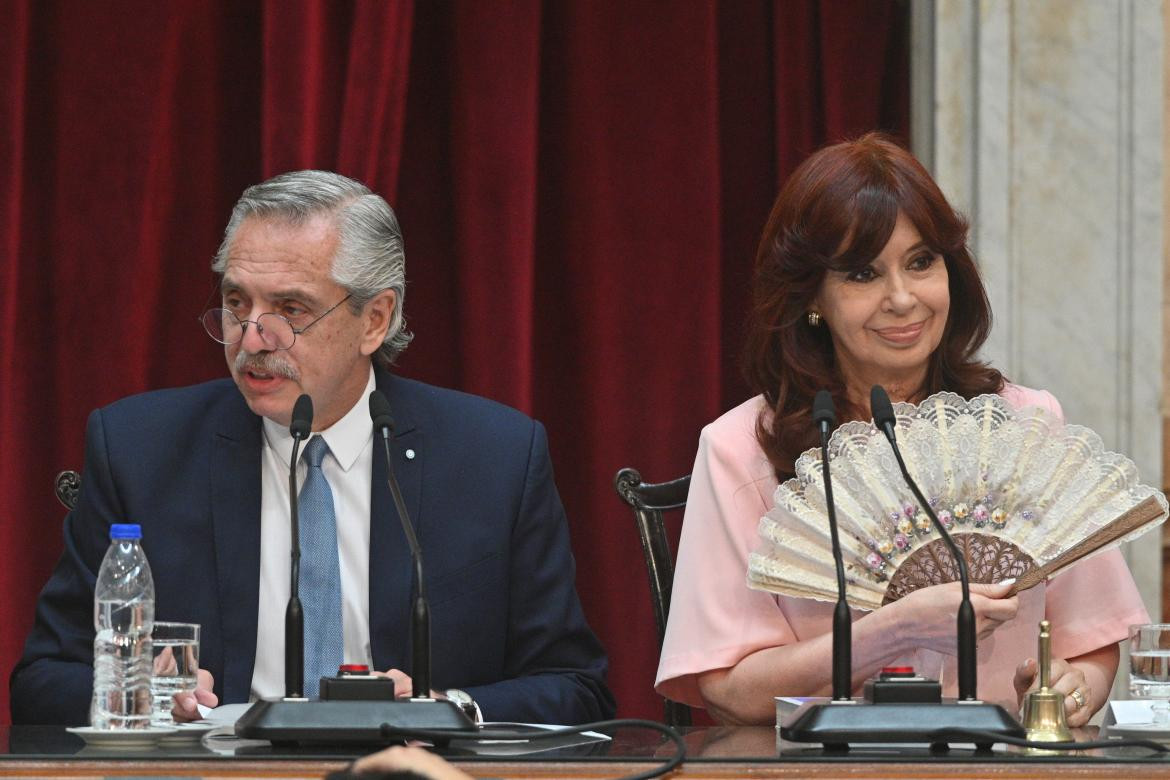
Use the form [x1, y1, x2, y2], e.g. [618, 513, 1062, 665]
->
[1046, 552, 1149, 660]
[998, 383, 1063, 418]
[655, 397, 787, 707]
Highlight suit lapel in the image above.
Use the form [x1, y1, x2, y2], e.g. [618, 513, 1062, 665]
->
[368, 370, 424, 673]
[209, 393, 263, 703]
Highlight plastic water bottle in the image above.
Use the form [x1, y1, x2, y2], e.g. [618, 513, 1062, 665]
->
[91, 523, 155, 729]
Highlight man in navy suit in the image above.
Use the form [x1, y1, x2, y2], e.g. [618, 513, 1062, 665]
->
[10, 171, 614, 725]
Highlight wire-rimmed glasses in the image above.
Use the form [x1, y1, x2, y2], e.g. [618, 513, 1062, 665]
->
[200, 295, 352, 350]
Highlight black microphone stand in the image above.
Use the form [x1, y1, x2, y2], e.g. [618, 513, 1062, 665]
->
[373, 408, 431, 699]
[870, 387, 976, 701]
[813, 391, 852, 701]
[285, 394, 313, 699]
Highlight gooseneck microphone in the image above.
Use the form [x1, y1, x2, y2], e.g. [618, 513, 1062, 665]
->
[369, 390, 431, 699]
[285, 393, 314, 699]
[869, 385, 977, 702]
[812, 391, 851, 702]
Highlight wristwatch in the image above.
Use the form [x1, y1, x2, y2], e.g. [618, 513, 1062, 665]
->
[444, 688, 482, 723]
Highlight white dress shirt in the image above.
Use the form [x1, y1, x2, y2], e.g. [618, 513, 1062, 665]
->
[250, 368, 375, 699]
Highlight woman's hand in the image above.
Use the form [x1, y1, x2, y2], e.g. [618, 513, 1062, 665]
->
[892, 580, 1018, 654]
[1014, 657, 1093, 727]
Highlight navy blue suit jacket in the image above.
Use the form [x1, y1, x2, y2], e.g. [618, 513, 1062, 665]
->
[10, 369, 614, 725]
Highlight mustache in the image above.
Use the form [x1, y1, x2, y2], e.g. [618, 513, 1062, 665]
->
[234, 351, 300, 382]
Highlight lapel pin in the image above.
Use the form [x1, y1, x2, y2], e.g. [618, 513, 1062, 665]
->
[405, 448, 416, 460]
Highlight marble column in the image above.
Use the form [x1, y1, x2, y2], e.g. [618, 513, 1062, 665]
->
[920, 0, 1164, 619]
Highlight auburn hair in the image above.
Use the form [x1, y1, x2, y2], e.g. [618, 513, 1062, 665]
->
[742, 133, 1004, 481]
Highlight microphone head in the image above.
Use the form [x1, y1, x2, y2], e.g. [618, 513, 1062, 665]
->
[368, 389, 395, 433]
[812, 390, 837, 429]
[870, 385, 896, 438]
[290, 394, 313, 440]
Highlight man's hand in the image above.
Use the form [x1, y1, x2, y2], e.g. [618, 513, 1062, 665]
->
[153, 646, 178, 677]
[172, 668, 218, 722]
[374, 668, 440, 699]
[1014, 657, 1092, 727]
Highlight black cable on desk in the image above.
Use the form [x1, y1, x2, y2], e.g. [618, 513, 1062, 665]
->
[935, 728, 1170, 754]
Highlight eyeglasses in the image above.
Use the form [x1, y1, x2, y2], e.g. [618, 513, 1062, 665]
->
[200, 294, 353, 351]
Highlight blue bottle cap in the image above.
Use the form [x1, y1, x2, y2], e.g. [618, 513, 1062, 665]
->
[110, 524, 142, 540]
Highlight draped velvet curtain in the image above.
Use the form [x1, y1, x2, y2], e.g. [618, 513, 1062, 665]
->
[0, 0, 908, 722]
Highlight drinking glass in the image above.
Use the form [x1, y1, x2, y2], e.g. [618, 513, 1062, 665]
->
[151, 621, 200, 724]
[1129, 623, 1170, 698]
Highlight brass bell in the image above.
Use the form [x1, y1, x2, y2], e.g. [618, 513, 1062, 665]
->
[1021, 619, 1073, 746]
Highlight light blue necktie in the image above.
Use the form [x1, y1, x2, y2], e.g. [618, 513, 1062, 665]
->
[299, 435, 343, 695]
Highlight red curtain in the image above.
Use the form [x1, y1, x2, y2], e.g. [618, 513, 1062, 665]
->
[0, 0, 908, 723]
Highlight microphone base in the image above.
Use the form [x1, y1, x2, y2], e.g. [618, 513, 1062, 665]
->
[780, 698, 1024, 752]
[236, 699, 476, 746]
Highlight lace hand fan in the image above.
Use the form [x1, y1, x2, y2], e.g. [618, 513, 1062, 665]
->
[747, 391, 1168, 611]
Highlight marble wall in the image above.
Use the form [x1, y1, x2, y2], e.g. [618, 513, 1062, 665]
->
[920, 0, 1164, 615]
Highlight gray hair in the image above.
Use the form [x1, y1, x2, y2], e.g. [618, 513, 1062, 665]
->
[212, 170, 412, 364]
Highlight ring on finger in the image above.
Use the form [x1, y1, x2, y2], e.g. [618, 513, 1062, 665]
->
[1068, 689, 1086, 710]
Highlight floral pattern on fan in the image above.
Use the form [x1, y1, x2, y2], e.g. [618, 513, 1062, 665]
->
[747, 391, 1168, 611]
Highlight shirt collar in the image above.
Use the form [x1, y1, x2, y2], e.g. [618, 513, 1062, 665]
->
[261, 366, 376, 472]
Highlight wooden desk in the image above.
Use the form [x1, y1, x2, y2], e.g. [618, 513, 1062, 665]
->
[4, 725, 1170, 779]
[9, 760, 1170, 779]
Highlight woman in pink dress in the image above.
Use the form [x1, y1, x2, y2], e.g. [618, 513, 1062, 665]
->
[655, 133, 1148, 726]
